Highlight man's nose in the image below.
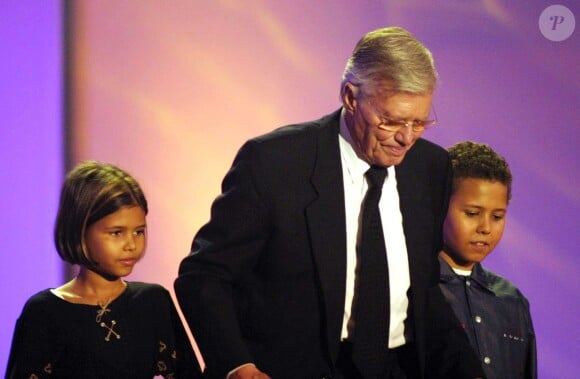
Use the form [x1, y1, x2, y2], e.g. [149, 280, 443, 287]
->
[395, 123, 415, 145]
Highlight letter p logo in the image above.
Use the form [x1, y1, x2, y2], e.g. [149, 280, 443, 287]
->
[539, 5, 575, 41]
[550, 15, 566, 30]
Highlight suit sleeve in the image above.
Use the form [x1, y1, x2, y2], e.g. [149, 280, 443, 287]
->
[174, 140, 270, 379]
[423, 149, 486, 378]
[424, 286, 486, 378]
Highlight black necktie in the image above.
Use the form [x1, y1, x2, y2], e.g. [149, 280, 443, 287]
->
[352, 165, 390, 378]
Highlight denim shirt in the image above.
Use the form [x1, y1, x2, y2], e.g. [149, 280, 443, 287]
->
[438, 258, 537, 379]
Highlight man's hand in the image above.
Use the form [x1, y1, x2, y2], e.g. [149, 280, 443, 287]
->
[228, 364, 271, 379]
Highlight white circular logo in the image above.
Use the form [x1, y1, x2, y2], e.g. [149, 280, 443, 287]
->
[539, 5, 575, 41]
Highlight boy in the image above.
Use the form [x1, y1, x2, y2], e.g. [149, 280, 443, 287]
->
[439, 141, 537, 378]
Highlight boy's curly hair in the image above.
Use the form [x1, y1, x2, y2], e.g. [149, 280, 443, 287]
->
[447, 141, 512, 202]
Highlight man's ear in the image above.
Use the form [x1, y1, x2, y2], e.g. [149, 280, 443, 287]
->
[343, 82, 359, 114]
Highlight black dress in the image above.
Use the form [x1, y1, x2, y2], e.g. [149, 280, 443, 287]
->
[6, 282, 203, 378]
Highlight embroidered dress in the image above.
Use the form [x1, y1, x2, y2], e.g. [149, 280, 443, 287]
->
[6, 282, 202, 378]
[438, 258, 537, 379]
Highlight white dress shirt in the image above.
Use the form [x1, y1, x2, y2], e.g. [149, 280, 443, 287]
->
[338, 109, 411, 348]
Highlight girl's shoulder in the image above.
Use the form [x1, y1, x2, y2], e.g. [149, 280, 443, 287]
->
[126, 281, 167, 292]
[124, 281, 172, 303]
[24, 288, 55, 303]
[121, 282, 178, 321]
[21, 288, 63, 312]
[18, 288, 84, 325]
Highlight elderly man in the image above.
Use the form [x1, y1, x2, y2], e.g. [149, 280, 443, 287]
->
[176, 27, 484, 379]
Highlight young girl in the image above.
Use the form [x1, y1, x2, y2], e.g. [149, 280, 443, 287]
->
[6, 161, 203, 378]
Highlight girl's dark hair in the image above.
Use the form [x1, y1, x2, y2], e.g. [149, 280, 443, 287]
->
[448, 141, 512, 202]
[54, 161, 148, 265]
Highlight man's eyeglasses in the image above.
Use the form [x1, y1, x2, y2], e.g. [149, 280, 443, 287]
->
[369, 100, 437, 133]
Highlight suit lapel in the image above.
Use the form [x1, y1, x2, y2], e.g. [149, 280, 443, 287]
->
[304, 111, 346, 364]
[396, 163, 420, 279]
[396, 147, 434, 287]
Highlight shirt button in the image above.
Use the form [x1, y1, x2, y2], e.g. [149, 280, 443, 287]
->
[466, 279, 471, 286]
[484, 357, 491, 364]
[475, 316, 482, 323]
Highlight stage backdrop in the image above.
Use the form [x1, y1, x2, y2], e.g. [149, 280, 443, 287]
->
[3, 1, 579, 377]
[0, 0, 63, 372]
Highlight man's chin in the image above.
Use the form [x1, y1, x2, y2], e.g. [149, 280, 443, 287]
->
[374, 155, 406, 167]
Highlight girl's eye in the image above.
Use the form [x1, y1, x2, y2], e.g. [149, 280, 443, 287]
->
[134, 229, 146, 236]
[493, 214, 505, 221]
[110, 230, 122, 237]
[465, 211, 478, 217]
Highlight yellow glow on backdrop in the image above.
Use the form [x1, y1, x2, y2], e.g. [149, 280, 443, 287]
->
[68, 1, 348, 294]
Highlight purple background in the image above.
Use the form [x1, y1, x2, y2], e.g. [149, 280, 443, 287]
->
[1, 0, 63, 371]
[2, 1, 578, 377]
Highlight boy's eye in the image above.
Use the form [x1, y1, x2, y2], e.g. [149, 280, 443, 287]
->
[109, 230, 122, 237]
[464, 211, 478, 217]
[134, 228, 146, 236]
[492, 214, 505, 221]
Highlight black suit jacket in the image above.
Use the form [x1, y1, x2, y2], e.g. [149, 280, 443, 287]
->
[175, 110, 483, 379]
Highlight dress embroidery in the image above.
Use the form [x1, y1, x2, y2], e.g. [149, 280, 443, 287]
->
[100, 320, 121, 341]
[157, 360, 168, 372]
[96, 299, 120, 341]
[44, 363, 53, 373]
[95, 299, 112, 323]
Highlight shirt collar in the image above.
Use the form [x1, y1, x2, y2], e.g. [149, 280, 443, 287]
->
[339, 108, 369, 177]
[438, 257, 495, 294]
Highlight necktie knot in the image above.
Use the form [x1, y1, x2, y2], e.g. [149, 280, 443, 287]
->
[365, 166, 388, 189]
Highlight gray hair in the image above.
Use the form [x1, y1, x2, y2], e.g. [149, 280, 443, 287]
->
[340, 27, 438, 100]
